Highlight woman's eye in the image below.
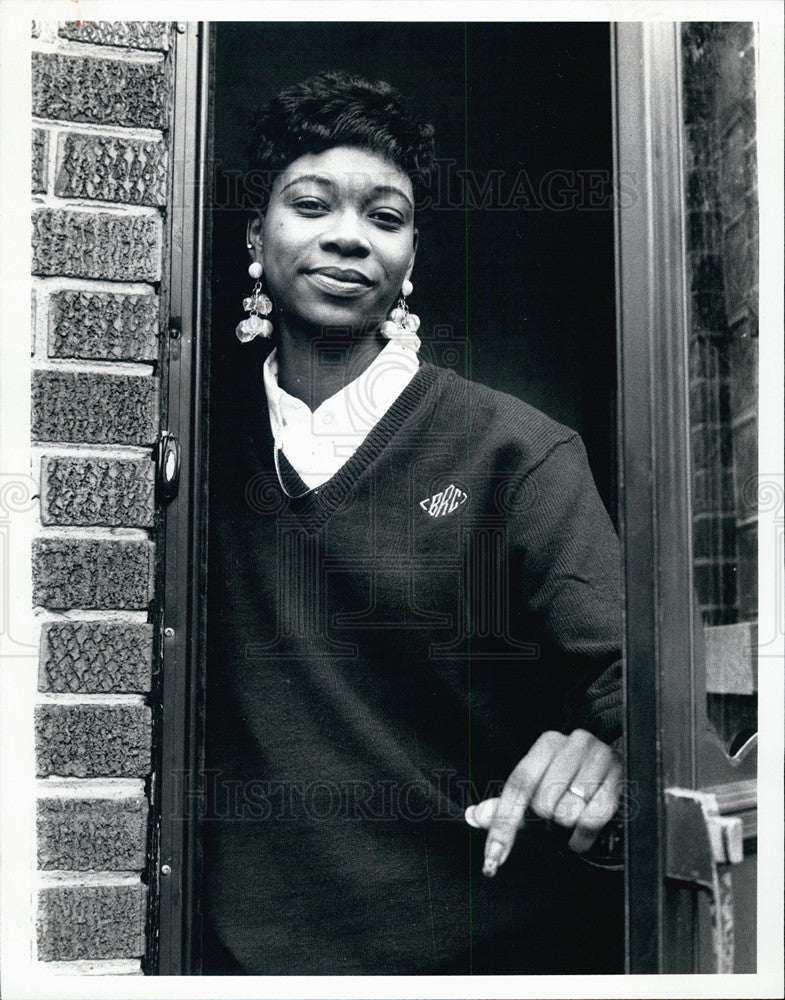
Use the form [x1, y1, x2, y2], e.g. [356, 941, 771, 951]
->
[370, 210, 404, 229]
[292, 197, 328, 214]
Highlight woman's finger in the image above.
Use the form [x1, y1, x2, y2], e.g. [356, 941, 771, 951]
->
[567, 762, 623, 853]
[464, 797, 500, 828]
[482, 730, 566, 877]
[549, 736, 618, 829]
[529, 727, 594, 820]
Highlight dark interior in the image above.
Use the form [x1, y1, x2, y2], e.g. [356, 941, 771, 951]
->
[208, 21, 617, 519]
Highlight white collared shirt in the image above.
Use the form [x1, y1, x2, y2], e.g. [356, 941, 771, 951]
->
[263, 340, 420, 490]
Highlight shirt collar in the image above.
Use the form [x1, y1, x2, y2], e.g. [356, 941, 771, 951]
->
[263, 339, 419, 444]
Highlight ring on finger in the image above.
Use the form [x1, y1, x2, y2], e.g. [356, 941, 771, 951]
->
[568, 783, 590, 802]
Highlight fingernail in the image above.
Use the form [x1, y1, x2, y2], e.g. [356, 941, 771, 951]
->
[483, 840, 505, 878]
[482, 856, 498, 878]
[464, 805, 479, 828]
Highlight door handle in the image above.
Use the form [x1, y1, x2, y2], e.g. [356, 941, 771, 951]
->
[665, 787, 748, 973]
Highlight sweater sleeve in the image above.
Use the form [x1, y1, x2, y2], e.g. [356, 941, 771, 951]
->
[509, 434, 623, 745]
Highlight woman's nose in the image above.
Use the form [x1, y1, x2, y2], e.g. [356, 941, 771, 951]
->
[318, 209, 371, 256]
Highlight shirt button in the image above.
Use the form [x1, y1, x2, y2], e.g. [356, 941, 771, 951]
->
[323, 412, 334, 425]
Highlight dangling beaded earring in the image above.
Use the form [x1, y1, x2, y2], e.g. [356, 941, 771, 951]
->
[236, 256, 274, 343]
[380, 278, 421, 352]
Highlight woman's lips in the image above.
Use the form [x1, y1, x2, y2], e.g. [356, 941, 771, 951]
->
[304, 268, 374, 296]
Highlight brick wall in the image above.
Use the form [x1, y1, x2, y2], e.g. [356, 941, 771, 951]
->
[31, 20, 173, 974]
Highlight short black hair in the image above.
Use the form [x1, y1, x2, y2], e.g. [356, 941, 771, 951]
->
[246, 71, 436, 208]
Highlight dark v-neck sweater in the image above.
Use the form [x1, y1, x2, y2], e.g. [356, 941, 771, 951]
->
[202, 354, 624, 975]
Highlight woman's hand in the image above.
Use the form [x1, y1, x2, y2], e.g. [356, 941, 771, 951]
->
[465, 729, 622, 877]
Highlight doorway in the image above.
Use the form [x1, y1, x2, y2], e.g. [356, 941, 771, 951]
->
[156, 19, 761, 976]
[192, 20, 619, 975]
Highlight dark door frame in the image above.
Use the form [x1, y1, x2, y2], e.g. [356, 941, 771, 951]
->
[612, 20, 698, 973]
[154, 20, 212, 976]
[613, 20, 757, 974]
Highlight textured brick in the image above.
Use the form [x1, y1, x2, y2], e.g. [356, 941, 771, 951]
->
[41, 455, 155, 527]
[55, 132, 167, 207]
[690, 260, 728, 331]
[32, 370, 157, 445]
[694, 562, 736, 616]
[38, 796, 148, 870]
[716, 24, 755, 125]
[685, 164, 717, 211]
[720, 118, 751, 212]
[692, 468, 735, 517]
[687, 209, 722, 254]
[736, 522, 757, 621]
[49, 289, 159, 362]
[32, 208, 162, 283]
[32, 538, 153, 610]
[733, 417, 757, 522]
[58, 21, 170, 51]
[35, 702, 152, 777]
[728, 331, 758, 417]
[32, 52, 169, 130]
[722, 213, 757, 326]
[32, 128, 49, 194]
[39, 621, 153, 694]
[692, 514, 735, 561]
[37, 883, 146, 960]
[689, 375, 730, 426]
[34, 959, 143, 975]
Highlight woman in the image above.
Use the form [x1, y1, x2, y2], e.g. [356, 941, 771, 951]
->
[203, 71, 624, 975]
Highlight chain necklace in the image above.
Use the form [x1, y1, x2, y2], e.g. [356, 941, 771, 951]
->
[273, 444, 319, 500]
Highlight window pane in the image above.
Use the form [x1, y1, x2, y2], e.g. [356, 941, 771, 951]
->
[681, 22, 758, 755]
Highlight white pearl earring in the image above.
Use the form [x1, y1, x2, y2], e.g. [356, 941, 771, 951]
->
[380, 279, 421, 351]
[236, 260, 273, 342]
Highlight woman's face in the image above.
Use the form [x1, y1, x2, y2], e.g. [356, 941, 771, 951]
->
[250, 145, 417, 336]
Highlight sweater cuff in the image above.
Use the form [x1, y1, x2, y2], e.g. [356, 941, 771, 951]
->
[571, 657, 623, 746]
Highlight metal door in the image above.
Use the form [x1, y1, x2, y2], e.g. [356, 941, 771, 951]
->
[613, 21, 759, 975]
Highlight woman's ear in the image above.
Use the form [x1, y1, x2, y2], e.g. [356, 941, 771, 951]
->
[246, 212, 265, 262]
[405, 228, 419, 281]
